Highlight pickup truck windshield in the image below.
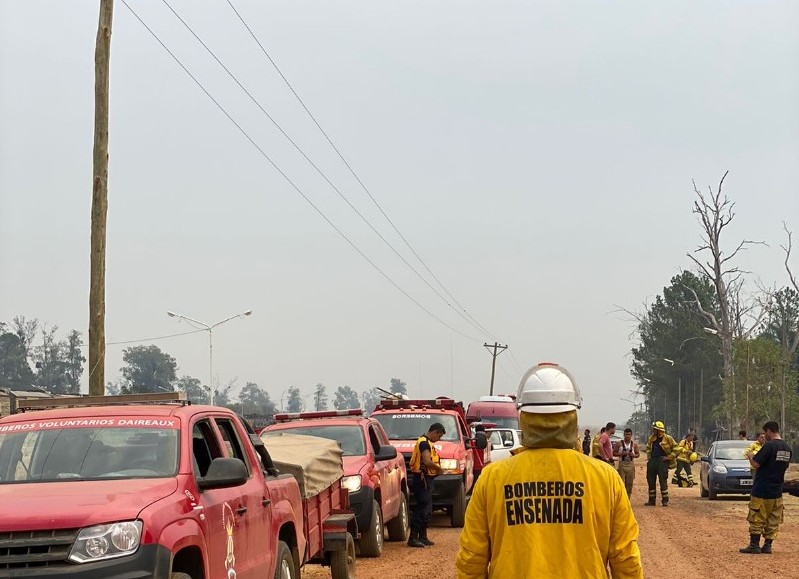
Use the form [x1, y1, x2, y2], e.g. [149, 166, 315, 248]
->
[373, 414, 459, 442]
[0, 427, 179, 483]
[266, 426, 366, 456]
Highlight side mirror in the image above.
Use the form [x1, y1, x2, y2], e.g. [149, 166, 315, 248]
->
[503, 439, 515, 448]
[474, 431, 488, 450]
[375, 445, 398, 461]
[700, 456, 710, 463]
[198, 457, 248, 490]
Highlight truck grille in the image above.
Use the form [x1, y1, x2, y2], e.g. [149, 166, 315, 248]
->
[0, 529, 78, 569]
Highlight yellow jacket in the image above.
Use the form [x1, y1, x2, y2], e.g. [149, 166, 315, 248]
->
[675, 438, 694, 463]
[746, 441, 762, 458]
[455, 448, 643, 579]
[645, 432, 677, 461]
[409, 435, 440, 474]
[591, 434, 602, 457]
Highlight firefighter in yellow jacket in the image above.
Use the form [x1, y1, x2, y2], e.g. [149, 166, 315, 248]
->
[455, 363, 643, 579]
[645, 421, 677, 506]
[672, 433, 696, 487]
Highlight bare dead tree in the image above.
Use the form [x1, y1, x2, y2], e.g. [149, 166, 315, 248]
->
[684, 172, 771, 432]
[779, 223, 799, 430]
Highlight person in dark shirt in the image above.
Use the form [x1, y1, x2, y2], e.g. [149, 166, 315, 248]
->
[582, 428, 591, 455]
[739, 421, 793, 554]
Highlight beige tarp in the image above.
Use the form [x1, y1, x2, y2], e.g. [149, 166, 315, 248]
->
[261, 433, 344, 498]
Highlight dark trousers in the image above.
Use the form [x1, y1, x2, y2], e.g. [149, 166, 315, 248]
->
[646, 458, 669, 504]
[410, 474, 434, 529]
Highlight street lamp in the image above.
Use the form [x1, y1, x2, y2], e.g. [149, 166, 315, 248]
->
[167, 309, 253, 405]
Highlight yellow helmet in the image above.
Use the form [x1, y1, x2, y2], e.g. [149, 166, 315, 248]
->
[689, 452, 699, 464]
[652, 420, 665, 431]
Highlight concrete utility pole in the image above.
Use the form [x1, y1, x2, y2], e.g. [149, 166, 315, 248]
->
[89, 0, 114, 396]
[483, 342, 508, 396]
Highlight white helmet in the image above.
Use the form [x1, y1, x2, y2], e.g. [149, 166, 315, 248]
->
[517, 362, 582, 414]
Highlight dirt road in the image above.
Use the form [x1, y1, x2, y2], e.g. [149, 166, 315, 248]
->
[302, 461, 799, 578]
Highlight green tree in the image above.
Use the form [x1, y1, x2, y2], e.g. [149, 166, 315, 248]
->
[630, 271, 723, 439]
[390, 378, 407, 396]
[286, 386, 303, 413]
[64, 330, 85, 394]
[33, 325, 69, 394]
[0, 332, 35, 390]
[239, 382, 277, 417]
[120, 345, 177, 394]
[175, 375, 209, 404]
[11, 316, 38, 362]
[334, 385, 361, 410]
[313, 383, 328, 411]
[360, 388, 382, 415]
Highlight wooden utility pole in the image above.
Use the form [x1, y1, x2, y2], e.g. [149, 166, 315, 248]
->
[483, 342, 508, 396]
[89, 0, 114, 396]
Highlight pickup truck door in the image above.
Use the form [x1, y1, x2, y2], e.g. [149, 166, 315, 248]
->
[368, 424, 397, 520]
[212, 416, 274, 579]
[191, 418, 252, 579]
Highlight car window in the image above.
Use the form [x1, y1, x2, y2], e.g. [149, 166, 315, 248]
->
[367, 426, 382, 454]
[192, 420, 222, 478]
[372, 414, 460, 442]
[265, 425, 366, 456]
[714, 445, 749, 460]
[215, 418, 251, 473]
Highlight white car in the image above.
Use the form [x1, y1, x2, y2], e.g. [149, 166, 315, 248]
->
[487, 428, 522, 462]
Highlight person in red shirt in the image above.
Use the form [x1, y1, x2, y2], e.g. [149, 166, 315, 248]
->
[599, 422, 616, 465]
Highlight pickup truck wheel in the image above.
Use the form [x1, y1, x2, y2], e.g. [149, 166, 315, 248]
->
[450, 482, 466, 528]
[386, 493, 409, 541]
[358, 499, 383, 557]
[170, 574, 192, 579]
[330, 532, 356, 579]
[274, 541, 296, 579]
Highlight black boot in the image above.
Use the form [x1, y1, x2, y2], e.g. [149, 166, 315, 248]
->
[761, 539, 772, 554]
[739, 534, 761, 554]
[420, 527, 435, 546]
[407, 527, 425, 548]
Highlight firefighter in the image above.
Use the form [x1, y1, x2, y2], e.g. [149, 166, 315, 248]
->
[740, 421, 793, 554]
[407, 423, 444, 548]
[645, 421, 677, 506]
[745, 431, 766, 477]
[672, 433, 696, 487]
[591, 426, 606, 459]
[614, 427, 640, 498]
[455, 363, 643, 578]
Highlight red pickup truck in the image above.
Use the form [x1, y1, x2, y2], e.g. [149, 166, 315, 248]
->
[0, 393, 356, 579]
[370, 397, 488, 527]
[264, 409, 409, 557]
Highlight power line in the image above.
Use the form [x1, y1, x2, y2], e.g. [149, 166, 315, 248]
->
[106, 329, 206, 345]
[120, 1, 481, 343]
[158, 0, 492, 342]
[223, 0, 500, 342]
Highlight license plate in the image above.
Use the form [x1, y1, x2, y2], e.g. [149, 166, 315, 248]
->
[740, 479, 753, 486]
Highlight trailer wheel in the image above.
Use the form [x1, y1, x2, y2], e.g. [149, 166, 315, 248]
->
[450, 482, 466, 528]
[386, 493, 409, 541]
[330, 532, 356, 579]
[274, 541, 296, 579]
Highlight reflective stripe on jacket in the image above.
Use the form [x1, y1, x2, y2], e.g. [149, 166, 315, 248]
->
[591, 434, 602, 457]
[409, 435, 440, 474]
[455, 448, 643, 579]
[675, 438, 694, 463]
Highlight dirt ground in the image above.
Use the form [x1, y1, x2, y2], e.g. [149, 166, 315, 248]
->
[302, 461, 799, 578]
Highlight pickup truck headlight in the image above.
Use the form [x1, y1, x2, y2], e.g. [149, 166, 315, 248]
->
[712, 465, 728, 474]
[439, 459, 460, 472]
[342, 475, 362, 493]
[69, 520, 142, 563]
